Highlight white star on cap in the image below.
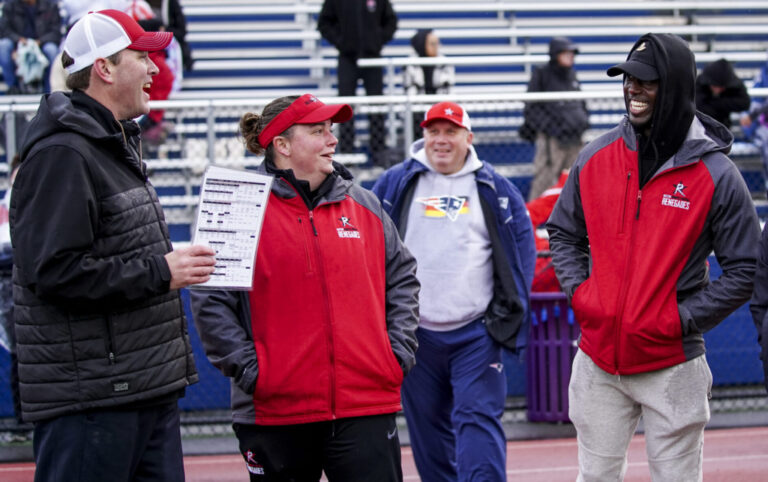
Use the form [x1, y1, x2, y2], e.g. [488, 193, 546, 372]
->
[444, 108, 454, 116]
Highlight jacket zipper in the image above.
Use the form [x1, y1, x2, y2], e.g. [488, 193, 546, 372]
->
[611, 151, 695, 372]
[130, 125, 189, 376]
[297, 217, 314, 271]
[308, 209, 337, 418]
[105, 314, 116, 364]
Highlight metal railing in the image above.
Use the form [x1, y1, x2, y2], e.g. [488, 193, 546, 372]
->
[2, 88, 766, 226]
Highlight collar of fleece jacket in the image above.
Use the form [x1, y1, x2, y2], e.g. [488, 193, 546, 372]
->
[632, 33, 696, 170]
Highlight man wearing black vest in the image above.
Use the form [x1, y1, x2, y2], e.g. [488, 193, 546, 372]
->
[10, 10, 216, 481]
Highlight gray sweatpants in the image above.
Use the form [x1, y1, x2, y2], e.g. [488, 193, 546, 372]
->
[568, 350, 712, 482]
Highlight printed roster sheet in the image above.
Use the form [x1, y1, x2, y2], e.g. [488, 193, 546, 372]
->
[190, 165, 273, 290]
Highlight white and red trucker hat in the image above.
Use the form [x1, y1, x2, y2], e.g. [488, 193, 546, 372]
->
[63, 9, 173, 74]
[420, 101, 472, 131]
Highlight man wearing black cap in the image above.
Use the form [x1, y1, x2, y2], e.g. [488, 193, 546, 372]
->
[547, 33, 760, 480]
[523, 36, 589, 200]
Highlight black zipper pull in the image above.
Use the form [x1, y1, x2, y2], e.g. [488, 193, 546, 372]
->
[309, 211, 318, 236]
[635, 191, 642, 220]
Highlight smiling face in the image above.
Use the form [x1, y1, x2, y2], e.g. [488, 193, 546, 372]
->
[623, 74, 659, 136]
[423, 119, 473, 174]
[110, 49, 159, 120]
[274, 120, 338, 189]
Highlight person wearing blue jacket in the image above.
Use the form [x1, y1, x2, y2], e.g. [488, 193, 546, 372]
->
[372, 101, 536, 481]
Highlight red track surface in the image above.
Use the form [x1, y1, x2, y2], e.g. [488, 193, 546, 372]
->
[2, 426, 767, 481]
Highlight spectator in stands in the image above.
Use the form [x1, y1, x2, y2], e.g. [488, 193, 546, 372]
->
[10, 10, 216, 480]
[0, 0, 61, 94]
[155, 0, 192, 71]
[547, 33, 760, 481]
[740, 58, 768, 193]
[526, 170, 568, 292]
[51, 0, 107, 92]
[137, 18, 176, 146]
[695, 58, 750, 128]
[405, 29, 454, 140]
[523, 37, 589, 200]
[191, 93, 418, 481]
[405, 29, 454, 96]
[372, 101, 535, 482]
[137, 0, 194, 71]
[318, 0, 398, 167]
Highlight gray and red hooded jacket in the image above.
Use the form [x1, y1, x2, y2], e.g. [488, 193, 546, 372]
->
[191, 162, 419, 425]
[547, 33, 760, 375]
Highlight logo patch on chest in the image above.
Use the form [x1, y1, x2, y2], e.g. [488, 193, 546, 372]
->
[416, 195, 469, 221]
[660, 182, 690, 211]
[336, 216, 361, 238]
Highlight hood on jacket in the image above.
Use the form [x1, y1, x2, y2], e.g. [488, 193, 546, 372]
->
[19, 91, 128, 162]
[698, 58, 742, 89]
[411, 29, 432, 57]
[410, 28, 437, 93]
[547, 37, 579, 76]
[549, 37, 579, 59]
[618, 34, 697, 180]
[679, 111, 734, 162]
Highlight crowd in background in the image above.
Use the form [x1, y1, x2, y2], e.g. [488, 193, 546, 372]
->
[0, 0, 191, 145]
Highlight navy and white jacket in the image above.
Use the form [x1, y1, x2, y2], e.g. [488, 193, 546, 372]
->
[372, 148, 536, 352]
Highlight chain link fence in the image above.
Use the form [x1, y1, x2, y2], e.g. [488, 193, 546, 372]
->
[0, 90, 765, 431]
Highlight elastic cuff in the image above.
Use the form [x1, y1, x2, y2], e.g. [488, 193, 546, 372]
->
[154, 254, 172, 286]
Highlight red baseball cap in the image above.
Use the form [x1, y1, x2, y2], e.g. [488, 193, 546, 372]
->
[258, 94, 353, 148]
[421, 101, 472, 131]
[63, 9, 173, 74]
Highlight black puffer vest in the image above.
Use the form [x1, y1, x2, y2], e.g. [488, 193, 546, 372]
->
[11, 91, 197, 422]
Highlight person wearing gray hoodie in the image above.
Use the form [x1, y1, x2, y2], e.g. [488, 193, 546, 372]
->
[373, 101, 535, 481]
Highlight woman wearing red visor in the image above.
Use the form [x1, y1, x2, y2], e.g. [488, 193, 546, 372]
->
[191, 94, 419, 481]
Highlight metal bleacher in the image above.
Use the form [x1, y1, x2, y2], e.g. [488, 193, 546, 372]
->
[4, 0, 768, 226]
[177, 0, 768, 96]
[168, 0, 768, 189]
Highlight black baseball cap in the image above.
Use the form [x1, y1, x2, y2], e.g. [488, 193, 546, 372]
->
[607, 40, 659, 81]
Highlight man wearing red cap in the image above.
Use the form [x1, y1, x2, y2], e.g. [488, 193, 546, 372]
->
[10, 10, 216, 481]
[373, 101, 536, 481]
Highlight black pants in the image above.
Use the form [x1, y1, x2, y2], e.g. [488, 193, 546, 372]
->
[33, 401, 184, 482]
[233, 413, 402, 482]
[337, 54, 387, 157]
